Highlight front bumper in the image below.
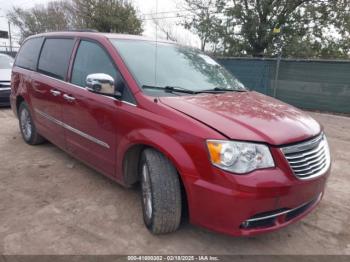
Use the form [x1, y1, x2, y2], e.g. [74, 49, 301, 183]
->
[183, 158, 330, 236]
[0, 89, 11, 106]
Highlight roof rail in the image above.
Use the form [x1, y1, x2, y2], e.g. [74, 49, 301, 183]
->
[64, 29, 99, 33]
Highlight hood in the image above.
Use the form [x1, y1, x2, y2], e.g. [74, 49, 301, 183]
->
[159, 91, 321, 146]
[0, 69, 11, 82]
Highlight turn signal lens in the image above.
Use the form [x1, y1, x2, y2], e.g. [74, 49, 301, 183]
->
[207, 141, 222, 164]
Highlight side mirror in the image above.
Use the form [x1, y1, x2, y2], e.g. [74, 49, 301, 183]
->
[86, 73, 121, 98]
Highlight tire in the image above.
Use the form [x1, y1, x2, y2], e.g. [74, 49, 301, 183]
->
[18, 102, 45, 145]
[140, 148, 182, 234]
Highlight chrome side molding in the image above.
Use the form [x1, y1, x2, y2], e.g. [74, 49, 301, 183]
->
[35, 108, 110, 149]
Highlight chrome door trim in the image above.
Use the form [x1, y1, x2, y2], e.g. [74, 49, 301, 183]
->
[63, 93, 76, 102]
[35, 108, 110, 149]
[50, 89, 61, 96]
[120, 100, 137, 107]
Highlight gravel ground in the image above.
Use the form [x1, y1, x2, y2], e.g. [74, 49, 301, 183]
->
[0, 107, 349, 255]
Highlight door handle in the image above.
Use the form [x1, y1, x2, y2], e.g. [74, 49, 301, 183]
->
[50, 89, 61, 96]
[63, 94, 76, 102]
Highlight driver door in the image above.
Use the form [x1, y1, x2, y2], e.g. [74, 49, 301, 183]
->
[61, 40, 121, 176]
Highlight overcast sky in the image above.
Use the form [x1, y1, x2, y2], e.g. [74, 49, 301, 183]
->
[0, 0, 200, 49]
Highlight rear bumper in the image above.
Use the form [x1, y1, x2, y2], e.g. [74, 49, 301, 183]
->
[184, 166, 329, 237]
[0, 89, 10, 106]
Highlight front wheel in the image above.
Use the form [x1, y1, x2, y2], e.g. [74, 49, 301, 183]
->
[18, 102, 45, 145]
[140, 149, 182, 234]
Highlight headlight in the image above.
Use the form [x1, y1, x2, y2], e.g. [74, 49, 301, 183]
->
[206, 140, 274, 174]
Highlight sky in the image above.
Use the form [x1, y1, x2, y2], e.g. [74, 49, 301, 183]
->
[0, 0, 200, 50]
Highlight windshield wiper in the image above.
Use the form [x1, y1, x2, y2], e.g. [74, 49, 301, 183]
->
[142, 85, 197, 94]
[142, 85, 248, 95]
[196, 87, 248, 93]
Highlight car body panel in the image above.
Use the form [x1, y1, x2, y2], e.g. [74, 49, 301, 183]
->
[0, 89, 11, 106]
[30, 73, 66, 148]
[0, 65, 12, 106]
[0, 68, 11, 80]
[10, 31, 331, 237]
[60, 82, 118, 176]
[10, 67, 34, 112]
[159, 91, 321, 145]
[186, 169, 328, 236]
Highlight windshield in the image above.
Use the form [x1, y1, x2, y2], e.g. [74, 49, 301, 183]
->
[111, 39, 246, 95]
[0, 54, 14, 69]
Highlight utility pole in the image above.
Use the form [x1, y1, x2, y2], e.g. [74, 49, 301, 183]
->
[8, 21, 12, 53]
[273, 27, 282, 98]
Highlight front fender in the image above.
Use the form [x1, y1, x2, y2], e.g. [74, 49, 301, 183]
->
[115, 127, 205, 219]
[116, 128, 200, 182]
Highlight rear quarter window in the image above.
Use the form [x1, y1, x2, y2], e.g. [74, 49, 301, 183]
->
[38, 38, 75, 80]
[15, 37, 44, 71]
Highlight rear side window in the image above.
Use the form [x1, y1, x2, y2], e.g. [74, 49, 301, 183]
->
[38, 38, 75, 80]
[15, 37, 44, 70]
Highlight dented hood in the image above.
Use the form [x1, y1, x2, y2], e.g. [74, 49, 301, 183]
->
[159, 91, 321, 145]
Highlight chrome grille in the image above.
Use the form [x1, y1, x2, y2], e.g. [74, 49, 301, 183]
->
[281, 133, 330, 179]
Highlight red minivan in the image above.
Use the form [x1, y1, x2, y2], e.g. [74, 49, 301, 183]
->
[10, 32, 331, 236]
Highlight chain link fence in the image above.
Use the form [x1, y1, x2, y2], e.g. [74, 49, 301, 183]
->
[218, 57, 350, 114]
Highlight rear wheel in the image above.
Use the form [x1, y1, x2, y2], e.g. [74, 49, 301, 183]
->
[18, 102, 45, 145]
[140, 149, 182, 234]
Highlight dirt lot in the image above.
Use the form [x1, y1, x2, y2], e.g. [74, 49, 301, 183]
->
[0, 107, 349, 255]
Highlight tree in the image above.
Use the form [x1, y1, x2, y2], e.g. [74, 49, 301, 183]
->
[8, 0, 143, 43]
[181, 0, 222, 51]
[150, 14, 198, 46]
[182, 0, 350, 58]
[151, 15, 178, 42]
[71, 0, 143, 34]
[8, 1, 72, 43]
[265, 0, 350, 58]
[221, 0, 316, 56]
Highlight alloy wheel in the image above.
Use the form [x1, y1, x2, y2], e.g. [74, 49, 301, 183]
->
[20, 108, 32, 141]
